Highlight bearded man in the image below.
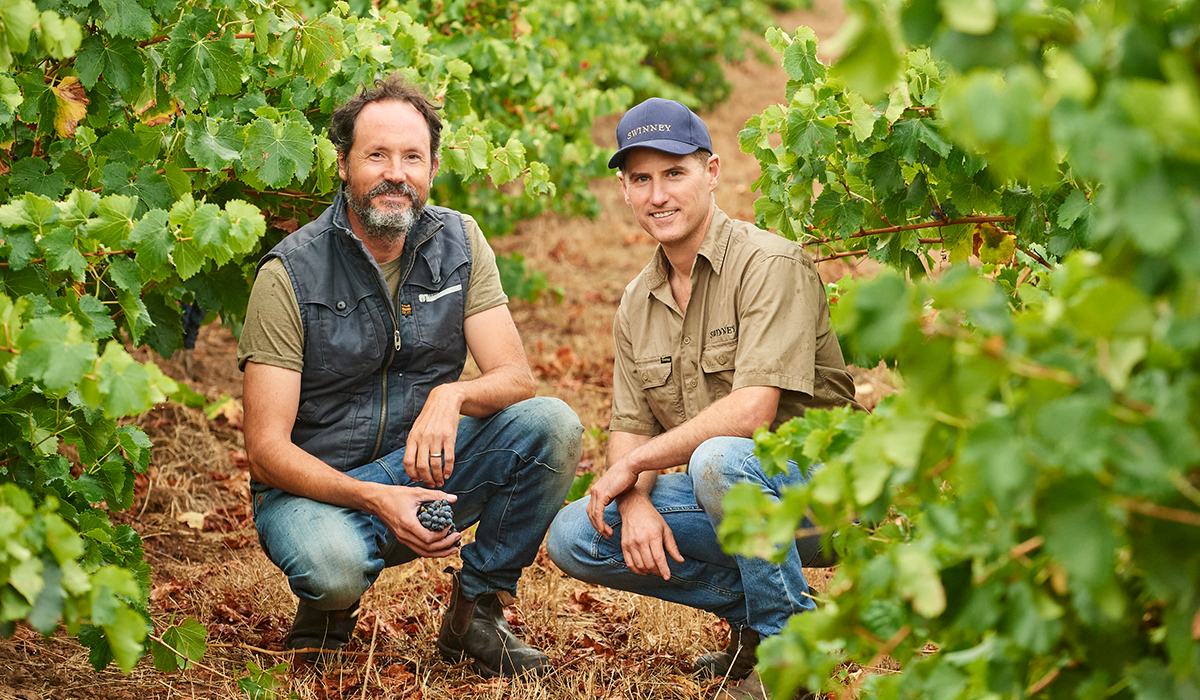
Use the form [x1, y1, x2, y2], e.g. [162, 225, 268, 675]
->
[238, 74, 582, 677]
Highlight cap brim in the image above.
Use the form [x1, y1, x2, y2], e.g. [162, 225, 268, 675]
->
[608, 139, 701, 169]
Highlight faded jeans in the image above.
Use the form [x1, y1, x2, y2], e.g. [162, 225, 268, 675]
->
[253, 397, 582, 611]
[546, 436, 819, 638]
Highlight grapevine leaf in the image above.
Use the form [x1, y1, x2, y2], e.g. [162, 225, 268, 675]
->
[830, 23, 902, 100]
[29, 558, 65, 634]
[153, 618, 207, 671]
[59, 189, 100, 228]
[49, 76, 87, 142]
[0, 0, 38, 65]
[10, 157, 67, 200]
[5, 231, 36, 270]
[86, 195, 138, 248]
[1056, 189, 1090, 229]
[14, 315, 96, 393]
[165, 13, 241, 110]
[242, 116, 315, 187]
[75, 294, 117, 340]
[294, 17, 342, 85]
[94, 342, 174, 417]
[117, 291, 153, 346]
[184, 117, 242, 173]
[938, 0, 996, 35]
[896, 547, 946, 617]
[781, 27, 824, 83]
[98, 0, 153, 40]
[129, 209, 173, 279]
[488, 137, 526, 185]
[39, 12, 83, 60]
[76, 35, 144, 95]
[224, 199, 266, 255]
[120, 165, 172, 214]
[38, 226, 87, 280]
[107, 256, 142, 295]
[846, 93, 876, 142]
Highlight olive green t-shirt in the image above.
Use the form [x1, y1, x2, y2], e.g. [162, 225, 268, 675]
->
[237, 213, 507, 372]
[610, 207, 863, 436]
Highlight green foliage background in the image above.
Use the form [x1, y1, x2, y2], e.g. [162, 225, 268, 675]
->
[721, 1, 1200, 698]
[0, 0, 775, 673]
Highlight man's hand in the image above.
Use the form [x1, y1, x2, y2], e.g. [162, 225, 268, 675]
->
[616, 491, 684, 580]
[403, 384, 463, 487]
[372, 485, 462, 557]
[586, 461, 638, 538]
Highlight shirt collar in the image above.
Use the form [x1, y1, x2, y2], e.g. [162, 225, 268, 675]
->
[644, 206, 733, 292]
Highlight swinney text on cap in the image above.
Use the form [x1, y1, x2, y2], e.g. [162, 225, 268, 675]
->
[626, 124, 673, 140]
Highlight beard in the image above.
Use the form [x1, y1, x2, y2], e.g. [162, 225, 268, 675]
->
[346, 177, 425, 244]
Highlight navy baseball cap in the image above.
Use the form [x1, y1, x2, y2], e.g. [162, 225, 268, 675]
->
[608, 98, 712, 169]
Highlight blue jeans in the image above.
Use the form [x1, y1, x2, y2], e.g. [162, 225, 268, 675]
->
[253, 397, 582, 611]
[546, 436, 817, 638]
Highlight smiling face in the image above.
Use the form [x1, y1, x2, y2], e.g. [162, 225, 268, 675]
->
[618, 147, 719, 254]
[337, 99, 440, 243]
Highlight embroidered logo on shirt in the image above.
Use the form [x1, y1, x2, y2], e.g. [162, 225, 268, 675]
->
[709, 325, 735, 339]
[401, 303, 412, 316]
[660, 356, 672, 364]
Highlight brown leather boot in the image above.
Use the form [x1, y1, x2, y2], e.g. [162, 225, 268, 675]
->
[435, 568, 549, 678]
[694, 626, 760, 680]
[713, 670, 817, 700]
[285, 599, 359, 666]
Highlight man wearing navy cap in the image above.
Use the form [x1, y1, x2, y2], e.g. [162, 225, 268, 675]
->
[547, 98, 863, 699]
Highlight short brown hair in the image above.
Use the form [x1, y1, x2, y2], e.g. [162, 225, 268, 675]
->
[329, 74, 443, 161]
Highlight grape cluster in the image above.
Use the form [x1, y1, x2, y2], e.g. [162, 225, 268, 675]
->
[417, 500, 457, 532]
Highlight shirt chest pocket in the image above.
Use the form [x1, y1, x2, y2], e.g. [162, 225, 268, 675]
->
[633, 358, 681, 422]
[700, 339, 737, 393]
[306, 292, 383, 378]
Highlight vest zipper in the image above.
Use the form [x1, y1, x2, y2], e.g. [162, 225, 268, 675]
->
[369, 219, 446, 461]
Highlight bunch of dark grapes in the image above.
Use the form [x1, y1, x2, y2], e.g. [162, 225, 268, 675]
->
[417, 500, 457, 532]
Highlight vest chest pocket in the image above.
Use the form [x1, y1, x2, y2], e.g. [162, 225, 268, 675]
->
[305, 293, 384, 378]
[408, 273, 468, 353]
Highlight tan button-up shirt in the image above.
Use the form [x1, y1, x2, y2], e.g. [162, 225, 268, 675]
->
[610, 208, 862, 436]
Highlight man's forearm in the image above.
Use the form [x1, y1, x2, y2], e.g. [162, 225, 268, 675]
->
[446, 362, 536, 418]
[616, 385, 780, 476]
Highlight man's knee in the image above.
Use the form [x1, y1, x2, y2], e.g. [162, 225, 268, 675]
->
[515, 396, 584, 458]
[546, 499, 594, 579]
[277, 532, 375, 610]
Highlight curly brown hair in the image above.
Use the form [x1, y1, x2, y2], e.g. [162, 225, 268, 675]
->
[328, 74, 443, 161]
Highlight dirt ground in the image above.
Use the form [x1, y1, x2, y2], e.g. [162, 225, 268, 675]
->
[0, 3, 899, 698]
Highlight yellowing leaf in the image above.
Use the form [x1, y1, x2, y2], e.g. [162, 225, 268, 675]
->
[176, 511, 206, 529]
[52, 76, 88, 138]
[973, 222, 1015, 264]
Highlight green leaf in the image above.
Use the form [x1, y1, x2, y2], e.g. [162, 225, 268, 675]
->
[75, 294, 117, 340]
[242, 116, 316, 188]
[39, 226, 87, 280]
[1056, 189, 1091, 229]
[0, 0, 38, 67]
[488, 137, 526, 185]
[153, 617, 207, 671]
[106, 256, 142, 294]
[10, 157, 67, 200]
[86, 195, 138, 248]
[76, 35, 144, 95]
[781, 27, 824, 83]
[129, 209, 174, 279]
[938, 0, 996, 35]
[94, 343, 174, 417]
[846, 93, 877, 142]
[896, 547, 946, 617]
[37, 10, 83, 59]
[98, 0, 153, 39]
[565, 473, 594, 504]
[184, 117, 242, 173]
[29, 557, 65, 634]
[165, 12, 242, 110]
[830, 22, 902, 100]
[14, 316, 96, 393]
